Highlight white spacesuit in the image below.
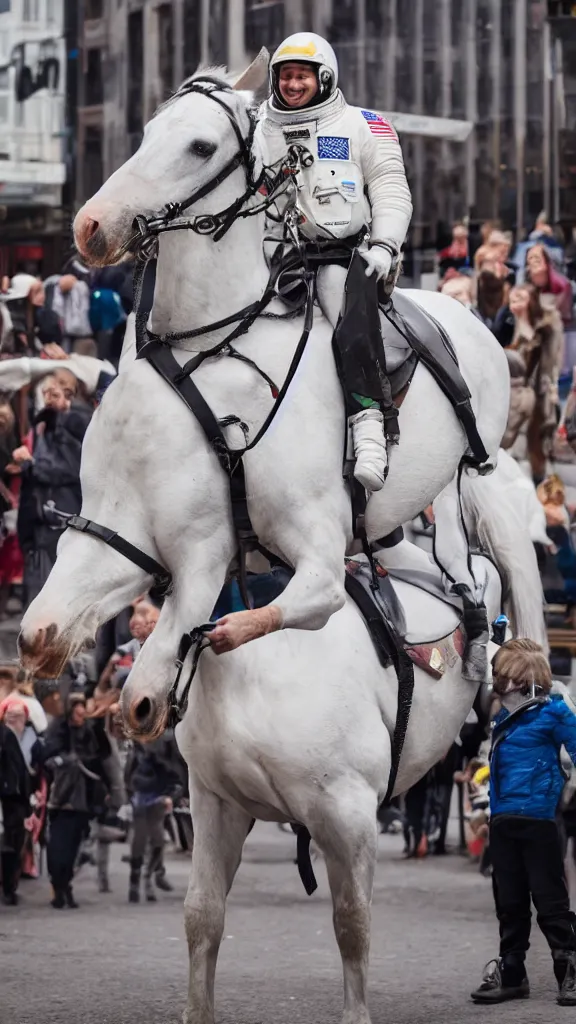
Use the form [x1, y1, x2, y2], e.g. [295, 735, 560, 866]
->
[256, 32, 413, 491]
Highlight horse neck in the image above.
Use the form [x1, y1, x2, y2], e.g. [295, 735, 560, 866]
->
[150, 209, 270, 348]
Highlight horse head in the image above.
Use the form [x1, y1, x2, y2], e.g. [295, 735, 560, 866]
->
[74, 52, 269, 267]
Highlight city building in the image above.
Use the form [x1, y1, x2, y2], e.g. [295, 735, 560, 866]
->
[0, 0, 69, 275]
[74, 0, 574, 265]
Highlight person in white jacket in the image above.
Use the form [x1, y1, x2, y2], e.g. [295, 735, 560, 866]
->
[257, 32, 413, 491]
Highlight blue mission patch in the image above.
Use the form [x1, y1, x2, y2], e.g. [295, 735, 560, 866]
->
[317, 136, 350, 160]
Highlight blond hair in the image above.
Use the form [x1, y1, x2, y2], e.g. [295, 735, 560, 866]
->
[491, 638, 551, 696]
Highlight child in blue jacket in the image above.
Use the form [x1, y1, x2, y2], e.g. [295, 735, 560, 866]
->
[471, 638, 576, 1006]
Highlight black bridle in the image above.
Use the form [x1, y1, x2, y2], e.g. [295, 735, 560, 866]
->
[58, 76, 314, 724]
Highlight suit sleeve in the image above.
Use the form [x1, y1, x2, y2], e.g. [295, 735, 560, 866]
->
[553, 700, 576, 765]
[356, 112, 413, 252]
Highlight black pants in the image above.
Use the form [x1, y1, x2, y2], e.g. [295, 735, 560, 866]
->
[490, 815, 576, 961]
[1, 798, 27, 896]
[47, 810, 89, 892]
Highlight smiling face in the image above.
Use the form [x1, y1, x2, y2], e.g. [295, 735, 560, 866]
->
[277, 63, 319, 108]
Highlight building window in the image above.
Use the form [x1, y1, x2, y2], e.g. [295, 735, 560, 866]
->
[82, 125, 104, 202]
[127, 9, 144, 137]
[85, 48, 104, 106]
[157, 3, 174, 100]
[245, 0, 284, 55]
[209, 0, 228, 64]
[86, 0, 104, 18]
[22, 0, 40, 21]
[46, 0, 56, 24]
[183, 0, 201, 78]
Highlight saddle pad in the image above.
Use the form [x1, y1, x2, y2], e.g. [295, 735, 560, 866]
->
[344, 558, 462, 647]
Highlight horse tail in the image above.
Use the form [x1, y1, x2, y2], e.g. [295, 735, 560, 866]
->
[459, 460, 547, 649]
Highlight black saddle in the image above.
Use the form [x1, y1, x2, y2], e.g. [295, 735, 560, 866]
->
[381, 289, 489, 464]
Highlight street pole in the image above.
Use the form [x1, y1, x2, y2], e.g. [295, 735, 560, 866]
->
[514, 0, 527, 237]
[490, 0, 501, 222]
[357, 0, 366, 105]
[465, 0, 477, 219]
[543, 18, 552, 219]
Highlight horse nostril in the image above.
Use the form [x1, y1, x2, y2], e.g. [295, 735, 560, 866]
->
[134, 696, 153, 723]
[84, 216, 100, 240]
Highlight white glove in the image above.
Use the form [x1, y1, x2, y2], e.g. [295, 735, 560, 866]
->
[362, 245, 393, 281]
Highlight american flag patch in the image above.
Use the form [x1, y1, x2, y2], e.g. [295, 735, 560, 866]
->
[317, 136, 350, 160]
[361, 110, 397, 140]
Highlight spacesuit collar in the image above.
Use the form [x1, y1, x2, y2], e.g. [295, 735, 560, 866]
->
[265, 88, 345, 124]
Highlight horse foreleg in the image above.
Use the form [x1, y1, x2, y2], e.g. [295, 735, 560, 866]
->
[209, 531, 348, 654]
[183, 781, 252, 1024]
[314, 787, 378, 1024]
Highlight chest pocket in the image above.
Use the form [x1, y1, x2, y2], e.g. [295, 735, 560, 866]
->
[298, 156, 363, 240]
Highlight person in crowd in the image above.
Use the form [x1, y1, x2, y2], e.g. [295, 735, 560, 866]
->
[41, 691, 111, 909]
[34, 678, 64, 725]
[44, 273, 92, 352]
[475, 260, 507, 330]
[440, 274, 475, 308]
[513, 214, 566, 280]
[125, 726, 182, 903]
[537, 474, 570, 530]
[0, 696, 41, 904]
[526, 244, 573, 326]
[0, 401, 24, 619]
[499, 285, 563, 479]
[95, 599, 159, 701]
[437, 222, 471, 278]
[1, 274, 62, 353]
[471, 639, 576, 1006]
[7, 668, 47, 735]
[12, 374, 86, 605]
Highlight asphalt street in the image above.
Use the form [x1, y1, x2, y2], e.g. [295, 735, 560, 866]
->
[1, 823, 573, 1024]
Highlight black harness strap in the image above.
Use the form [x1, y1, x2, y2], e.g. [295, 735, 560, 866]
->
[62, 513, 172, 593]
[344, 572, 415, 806]
[290, 822, 318, 896]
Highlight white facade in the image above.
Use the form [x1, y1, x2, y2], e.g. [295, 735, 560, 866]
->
[0, 0, 65, 205]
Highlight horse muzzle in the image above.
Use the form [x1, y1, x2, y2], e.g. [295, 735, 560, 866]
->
[18, 623, 75, 678]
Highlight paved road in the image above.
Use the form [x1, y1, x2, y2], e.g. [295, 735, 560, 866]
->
[0, 823, 570, 1024]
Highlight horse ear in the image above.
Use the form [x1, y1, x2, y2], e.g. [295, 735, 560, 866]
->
[232, 48, 269, 92]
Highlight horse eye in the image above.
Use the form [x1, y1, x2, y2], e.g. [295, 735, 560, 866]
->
[189, 140, 216, 158]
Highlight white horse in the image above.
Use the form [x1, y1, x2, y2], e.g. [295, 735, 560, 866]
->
[17, 323, 540, 1023]
[58, 60, 521, 659]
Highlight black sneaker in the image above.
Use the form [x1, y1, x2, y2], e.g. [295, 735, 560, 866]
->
[558, 954, 576, 1006]
[470, 959, 530, 1004]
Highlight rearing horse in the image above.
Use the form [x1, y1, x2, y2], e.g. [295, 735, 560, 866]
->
[21, 58, 542, 677]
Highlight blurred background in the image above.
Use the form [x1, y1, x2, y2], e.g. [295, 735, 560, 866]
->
[0, 0, 575, 282]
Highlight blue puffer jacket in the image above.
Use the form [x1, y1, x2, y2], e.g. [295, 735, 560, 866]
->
[490, 695, 576, 820]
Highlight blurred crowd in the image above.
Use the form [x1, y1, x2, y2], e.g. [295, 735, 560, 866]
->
[0, 594, 191, 908]
[0, 258, 134, 618]
[437, 214, 576, 481]
[0, 256, 190, 910]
